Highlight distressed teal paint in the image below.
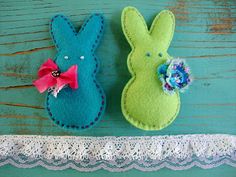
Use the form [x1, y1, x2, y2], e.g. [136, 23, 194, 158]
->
[0, 0, 236, 176]
[0, 165, 236, 177]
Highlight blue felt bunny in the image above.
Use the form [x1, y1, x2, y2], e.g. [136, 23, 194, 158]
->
[44, 14, 106, 130]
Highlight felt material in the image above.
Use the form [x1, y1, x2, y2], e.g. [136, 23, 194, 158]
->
[121, 7, 180, 130]
[46, 14, 106, 130]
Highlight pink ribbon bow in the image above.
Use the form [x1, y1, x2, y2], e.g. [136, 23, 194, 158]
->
[33, 58, 78, 97]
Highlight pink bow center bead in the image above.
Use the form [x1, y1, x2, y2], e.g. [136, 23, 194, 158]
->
[51, 70, 61, 77]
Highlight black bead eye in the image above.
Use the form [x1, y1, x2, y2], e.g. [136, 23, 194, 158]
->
[146, 52, 151, 57]
[158, 53, 163, 57]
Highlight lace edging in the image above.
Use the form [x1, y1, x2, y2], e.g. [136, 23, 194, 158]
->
[0, 134, 235, 171]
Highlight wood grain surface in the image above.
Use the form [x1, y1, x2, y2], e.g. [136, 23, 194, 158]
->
[0, 0, 236, 176]
[0, 0, 236, 136]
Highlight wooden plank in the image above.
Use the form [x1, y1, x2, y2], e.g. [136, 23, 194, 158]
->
[0, 0, 236, 137]
[0, 164, 236, 177]
[0, 0, 236, 176]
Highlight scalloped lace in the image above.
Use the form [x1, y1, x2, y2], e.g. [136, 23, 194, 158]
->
[0, 134, 235, 171]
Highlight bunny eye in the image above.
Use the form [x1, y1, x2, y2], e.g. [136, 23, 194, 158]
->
[80, 56, 85, 60]
[158, 53, 163, 57]
[146, 52, 151, 57]
[64, 55, 69, 60]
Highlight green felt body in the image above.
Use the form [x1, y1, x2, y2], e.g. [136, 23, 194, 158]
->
[121, 7, 180, 130]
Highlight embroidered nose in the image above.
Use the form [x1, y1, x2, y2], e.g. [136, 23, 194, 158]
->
[51, 70, 61, 77]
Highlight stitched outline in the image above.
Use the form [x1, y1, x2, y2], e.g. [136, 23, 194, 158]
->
[46, 14, 106, 130]
[121, 7, 180, 130]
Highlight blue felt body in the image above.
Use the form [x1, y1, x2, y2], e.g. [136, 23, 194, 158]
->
[46, 14, 106, 130]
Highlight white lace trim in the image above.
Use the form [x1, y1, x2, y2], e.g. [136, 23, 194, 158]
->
[0, 134, 235, 171]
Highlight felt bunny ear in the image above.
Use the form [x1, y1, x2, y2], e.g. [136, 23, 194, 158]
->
[50, 15, 77, 51]
[121, 7, 149, 47]
[150, 10, 175, 51]
[78, 14, 104, 52]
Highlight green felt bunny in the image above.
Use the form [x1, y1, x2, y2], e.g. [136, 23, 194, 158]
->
[121, 7, 180, 130]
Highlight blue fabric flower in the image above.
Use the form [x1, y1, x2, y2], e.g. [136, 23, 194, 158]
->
[157, 59, 192, 94]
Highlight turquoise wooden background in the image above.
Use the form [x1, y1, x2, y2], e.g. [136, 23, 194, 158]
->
[0, 0, 236, 176]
